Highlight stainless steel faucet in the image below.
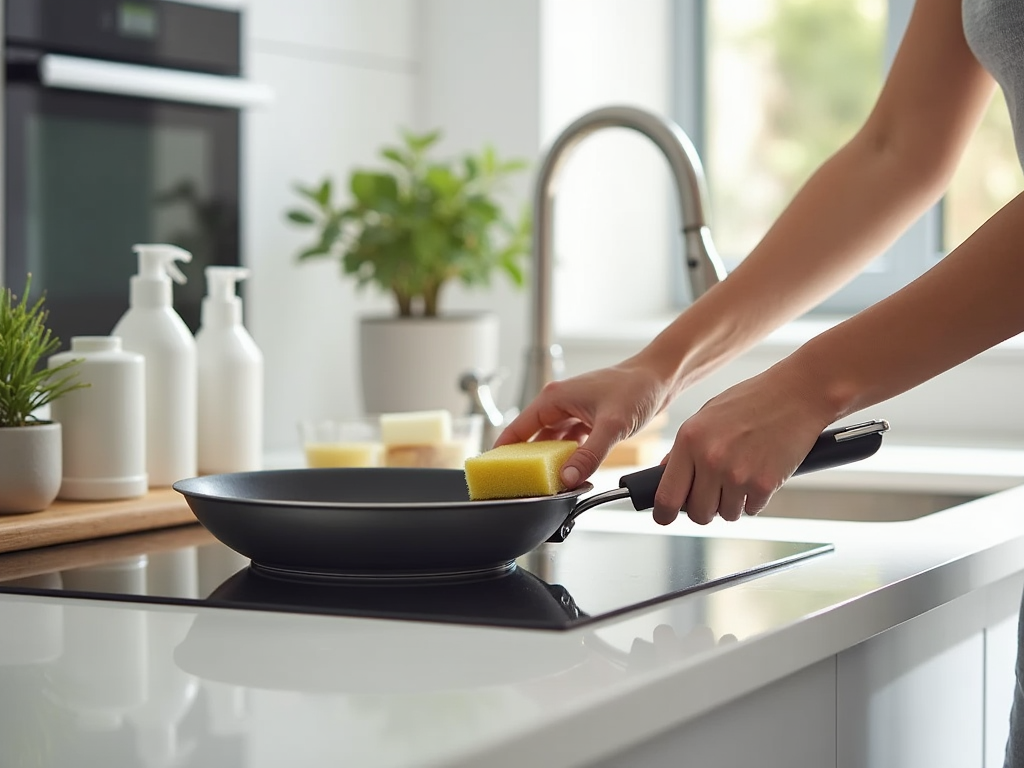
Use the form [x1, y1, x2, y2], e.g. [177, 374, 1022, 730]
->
[519, 105, 727, 410]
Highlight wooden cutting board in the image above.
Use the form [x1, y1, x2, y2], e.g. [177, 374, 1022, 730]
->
[0, 489, 197, 555]
[0, 522, 213, 584]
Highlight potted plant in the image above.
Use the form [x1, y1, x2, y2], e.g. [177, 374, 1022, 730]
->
[285, 128, 531, 415]
[0, 277, 85, 513]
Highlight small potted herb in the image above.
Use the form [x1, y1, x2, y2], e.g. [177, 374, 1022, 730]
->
[0, 277, 85, 513]
[285, 128, 531, 415]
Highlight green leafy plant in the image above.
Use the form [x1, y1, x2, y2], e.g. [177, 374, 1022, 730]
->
[285, 129, 532, 317]
[0, 276, 85, 428]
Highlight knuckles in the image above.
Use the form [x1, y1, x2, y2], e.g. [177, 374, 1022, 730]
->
[745, 476, 778, 500]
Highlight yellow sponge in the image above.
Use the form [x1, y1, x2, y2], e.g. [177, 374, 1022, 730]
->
[464, 440, 578, 500]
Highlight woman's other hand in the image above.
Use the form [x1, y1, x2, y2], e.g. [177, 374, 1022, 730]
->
[654, 362, 835, 526]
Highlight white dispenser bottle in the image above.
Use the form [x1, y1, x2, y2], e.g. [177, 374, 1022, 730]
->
[195, 266, 263, 474]
[112, 243, 197, 487]
[48, 336, 147, 500]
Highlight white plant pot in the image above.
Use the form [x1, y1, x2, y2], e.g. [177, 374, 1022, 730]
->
[0, 422, 62, 514]
[359, 313, 499, 416]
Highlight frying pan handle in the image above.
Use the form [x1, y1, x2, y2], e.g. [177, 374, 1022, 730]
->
[619, 419, 889, 511]
[546, 419, 888, 542]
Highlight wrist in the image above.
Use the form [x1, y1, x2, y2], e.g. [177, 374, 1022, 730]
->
[630, 332, 691, 398]
[784, 337, 862, 425]
[631, 311, 729, 402]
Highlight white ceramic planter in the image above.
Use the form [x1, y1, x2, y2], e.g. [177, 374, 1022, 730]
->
[0, 421, 62, 514]
[359, 313, 499, 415]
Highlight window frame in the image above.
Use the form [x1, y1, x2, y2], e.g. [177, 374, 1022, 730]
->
[672, 0, 943, 315]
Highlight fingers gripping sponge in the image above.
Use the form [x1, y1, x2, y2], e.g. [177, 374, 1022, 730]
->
[464, 440, 578, 500]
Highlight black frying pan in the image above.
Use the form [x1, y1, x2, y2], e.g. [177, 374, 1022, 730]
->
[173, 420, 888, 578]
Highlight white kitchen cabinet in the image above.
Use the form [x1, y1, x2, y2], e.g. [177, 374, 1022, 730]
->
[587, 574, 1023, 768]
[987, 611, 1017, 767]
[832, 572, 1023, 768]
[589, 657, 837, 768]
[837, 591, 986, 768]
[985, 574, 1024, 767]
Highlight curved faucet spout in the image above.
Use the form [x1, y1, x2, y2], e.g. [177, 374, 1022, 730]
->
[520, 105, 727, 410]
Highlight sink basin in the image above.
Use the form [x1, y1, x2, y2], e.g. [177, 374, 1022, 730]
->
[758, 486, 979, 523]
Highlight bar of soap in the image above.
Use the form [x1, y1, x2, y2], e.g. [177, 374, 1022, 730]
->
[464, 440, 578, 500]
[305, 442, 382, 468]
[385, 442, 465, 469]
[602, 435, 664, 468]
[379, 410, 452, 445]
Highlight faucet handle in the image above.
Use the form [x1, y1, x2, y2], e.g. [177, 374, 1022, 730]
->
[460, 368, 505, 390]
[459, 370, 507, 449]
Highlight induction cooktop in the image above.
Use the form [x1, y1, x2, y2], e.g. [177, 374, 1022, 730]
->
[0, 524, 832, 630]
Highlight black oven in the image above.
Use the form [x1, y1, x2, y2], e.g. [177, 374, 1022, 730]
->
[2, 0, 268, 348]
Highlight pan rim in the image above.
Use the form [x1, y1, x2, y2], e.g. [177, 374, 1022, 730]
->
[172, 470, 595, 511]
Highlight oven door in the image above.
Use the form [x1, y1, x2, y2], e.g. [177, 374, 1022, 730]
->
[4, 54, 263, 348]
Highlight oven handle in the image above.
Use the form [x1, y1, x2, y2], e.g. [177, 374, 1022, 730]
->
[38, 53, 273, 109]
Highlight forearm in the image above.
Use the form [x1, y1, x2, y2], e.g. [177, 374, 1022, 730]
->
[788, 190, 1024, 421]
[638, 131, 949, 393]
[635, 0, 992, 399]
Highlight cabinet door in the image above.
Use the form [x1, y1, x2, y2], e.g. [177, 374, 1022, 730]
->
[985, 573, 1024, 767]
[589, 657, 837, 768]
[837, 593, 985, 768]
[987, 612, 1017, 767]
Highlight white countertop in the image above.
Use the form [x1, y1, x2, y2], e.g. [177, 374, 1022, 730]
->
[2, 445, 1024, 767]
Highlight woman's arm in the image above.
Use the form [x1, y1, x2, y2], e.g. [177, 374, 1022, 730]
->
[639, 0, 995, 396]
[657, 185, 1024, 526]
[801, 188, 1024, 426]
[499, 0, 1000, 493]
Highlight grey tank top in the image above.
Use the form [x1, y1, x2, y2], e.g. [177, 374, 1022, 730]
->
[962, 0, 1024, 168]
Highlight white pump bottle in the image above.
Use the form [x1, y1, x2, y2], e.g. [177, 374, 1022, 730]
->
[112, 244, 198, 487]
[195, 266, 264, 474]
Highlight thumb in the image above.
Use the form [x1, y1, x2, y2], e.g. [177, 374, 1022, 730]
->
[560, 422, 623, 489]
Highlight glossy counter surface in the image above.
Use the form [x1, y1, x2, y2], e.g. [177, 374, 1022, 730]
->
[2, 468, 1024, 767]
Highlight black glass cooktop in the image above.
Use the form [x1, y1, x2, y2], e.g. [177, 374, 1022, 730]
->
[0, 525, 832, 630]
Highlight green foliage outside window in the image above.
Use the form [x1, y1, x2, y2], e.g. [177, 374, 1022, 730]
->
[707, 0, 1020, 261]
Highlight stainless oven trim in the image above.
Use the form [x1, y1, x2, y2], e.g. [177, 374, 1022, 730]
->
[39, 53, 272, 109]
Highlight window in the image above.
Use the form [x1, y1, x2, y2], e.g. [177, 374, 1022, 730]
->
[674, 0, 1022, 314]
[945, 97, 1023, 250]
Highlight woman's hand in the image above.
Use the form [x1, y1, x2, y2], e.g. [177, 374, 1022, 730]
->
[494, 357, 677, 489]
[654, 362, 835, 526]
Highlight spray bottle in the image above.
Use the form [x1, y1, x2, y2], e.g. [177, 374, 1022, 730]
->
[195, 266, 263, 474]
[112, 244, 197, 487]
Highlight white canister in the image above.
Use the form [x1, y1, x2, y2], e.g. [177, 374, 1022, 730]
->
[49, 336, 147, 500]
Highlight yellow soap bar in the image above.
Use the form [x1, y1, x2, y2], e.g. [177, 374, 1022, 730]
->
[602, 435, 664, 468]
[385, 442, 466, 469]
[464, 440, 578, 500]
[380, 410, 452, 445]
[305, 442, 382, 468]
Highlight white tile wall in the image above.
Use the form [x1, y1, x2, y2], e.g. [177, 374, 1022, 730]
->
[242, 3, 416, 452]
[245, 0, 549, 452]
[413, 0, 542, 416]
[246, 0, 415, 61]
